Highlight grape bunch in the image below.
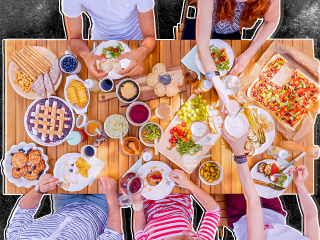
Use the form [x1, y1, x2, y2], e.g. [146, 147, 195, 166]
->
[178, 95, 210, 123]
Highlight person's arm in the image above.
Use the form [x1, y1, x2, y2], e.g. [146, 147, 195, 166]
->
[64, 15, 108, 79]
[99, 177, 122, 235]
[289, 166, 319, 240]
[117, 9, 156, 77]
[229, 0, 280, 75]
[6, 174, 59, 239]
[131, 193, 147, 234]
[169, 169, 218, 211]
[221, 126, 265, 240]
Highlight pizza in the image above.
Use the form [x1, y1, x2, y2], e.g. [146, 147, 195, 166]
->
[248, 55, 320, 131]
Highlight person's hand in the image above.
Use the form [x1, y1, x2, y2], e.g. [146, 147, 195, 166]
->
[169, 169, 194, 189]
[211, 77, 232, 120]
[117, 47, 146, 77]
[39, 174, 59, 193]
[221, 123, 249, 156]
[289, 165, 308, 188]
[99, 176, 118, 197]
[120, 188, 142, 204]
[229, 51, 253, 75]
[81, 52, 109, 80]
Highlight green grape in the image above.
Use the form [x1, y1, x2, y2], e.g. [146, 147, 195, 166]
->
[187, 106, 192, 111]
[188, 113, 192, 117]
[179, 115, 183, 119]
[182, 107, 187, 111]
[178, 111, 182, 115]
[202, 116, 207, 121]
[199, 104, 204, 108]
[196, 116, 201, 121]
[202, 99, 207, 104]
[183, 112, 187, 117]
[197, 95, 202, 99]
[200, 106, 205, 110]
[195, 109, 200, 113]
[183, 116, 188, 121]
[193, 113, 197, 117]
[190, 116, 196, 121]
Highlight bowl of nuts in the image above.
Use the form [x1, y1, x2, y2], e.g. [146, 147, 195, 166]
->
[199, 161, 223, 185]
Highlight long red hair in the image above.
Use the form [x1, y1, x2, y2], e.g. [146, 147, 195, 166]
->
[215, 0, 270, 30]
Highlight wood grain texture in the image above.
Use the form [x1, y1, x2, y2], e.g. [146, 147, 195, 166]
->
[4, 39, 316, 195]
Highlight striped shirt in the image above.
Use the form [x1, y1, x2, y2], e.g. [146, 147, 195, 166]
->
[135, 194, 220, 240]
[212, 0, 246, 34]
[6, 201, 122, 240]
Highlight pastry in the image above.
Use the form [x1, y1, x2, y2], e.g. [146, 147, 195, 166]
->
[49, 57, 62, 85]
[69, 80, 84, 89]
[66, 87, 79, 105]
[171, 72, 184, 86]
[31, 74, 46, 98]
[11, 152, 28, 168]
[24, 166, 38, 180]
[158, 72, 172, 86]
[12, 166, 27, 178]
[44, 72, 55, 96]
[28, 150, 42, 165]
[27, 98, 73, 144]
[165, 83, 179, 97]
[112, 61, 121, 73]
[154, 83, 166, 97]
[147, 72, 159, 87]
[100, 59, 114, 73]
[152, 63, 166, 74]
[76, 87, 88, 107]
[146, 170, 163, 186]
[75, 157, 91, 178]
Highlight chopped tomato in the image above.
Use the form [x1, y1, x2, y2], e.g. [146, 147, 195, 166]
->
[170, 129, 174, 135]
[178, 130, 183, 136]
[177, 136, 183, 139]
[176, 124, 181, 130]
[171, 135, 177, 141]
[101, 53, 105, 58]
[173, 132, 178, 136]
[113, 48, 119, 52]
[173, 127, 177, 132]
[169, 139, 173, 143]
[271, 164, 279, 175]
[181, 122, 186, 127]
[170, 143, 177, 148]
[183, 138, 188, 143]
[181, 127, 185, 132]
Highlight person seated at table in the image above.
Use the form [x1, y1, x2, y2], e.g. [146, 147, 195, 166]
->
[221, 124, 319, 240]
[6, 174, 123, 240]
[130, 169, 220, 240]
[61, 0, 157, 79]
[196, 0, 280, 75]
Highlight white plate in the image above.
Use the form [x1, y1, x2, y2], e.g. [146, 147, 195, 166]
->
[64, 75, 90, 114]
[94, 40, 131, 79]
[8, 46, 62, 100]
[195, 39, 234, 76]
[54, 153, 92, 192]
[24, 96, 75, 146]
[249, 106, 275, 156]
[251, 159, 292, 198]
[137, 161, 173, 200]
[2, 142, 49, 188]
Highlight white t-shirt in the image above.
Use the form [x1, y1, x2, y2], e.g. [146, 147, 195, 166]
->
[233, 208, 310, 240]
[61, 0, 154, 40]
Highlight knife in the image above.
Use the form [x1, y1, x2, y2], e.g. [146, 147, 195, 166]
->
[280, 152, 306, 172]
[233, 106, 244, 119]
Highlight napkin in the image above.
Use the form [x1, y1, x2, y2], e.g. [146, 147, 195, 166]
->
[88, 157, 105, 187]
[196, 133, 219, 145]
[122, 157, 143, 178]
[180, 45, 201, 79]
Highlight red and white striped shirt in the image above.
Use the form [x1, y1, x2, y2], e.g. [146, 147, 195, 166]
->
[135, 194, 220, 240]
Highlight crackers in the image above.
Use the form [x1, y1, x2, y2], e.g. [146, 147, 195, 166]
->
[154, 83, 166, 97]
[152, 63, 166, 74]
[75, 157, 91, 178]
[66, 80, 89, 108]
[147, 72, 159, 87]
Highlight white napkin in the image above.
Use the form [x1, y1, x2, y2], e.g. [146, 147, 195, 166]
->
[196, 133, 219, 146]
[122, 158, 143, 178]
[88, 157, 105, 187]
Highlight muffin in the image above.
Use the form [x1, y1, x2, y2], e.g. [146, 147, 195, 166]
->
[152, 63, 166, 74]
[154, 83, 166, 97]
[147, 72, 159, 87]
[171, 72, 184, 86]
[166, 83, 179, 97]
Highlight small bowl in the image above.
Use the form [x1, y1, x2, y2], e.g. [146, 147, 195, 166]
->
[116, 78, 140, 104]
[104, 114, 129, 139]
[126, 102, 151, 127]
[85, 120, 102, 136]
[199, 161, 223, 185]
[139, 122, 163, 147]
[122, 137, 141, 155]
[224, 112, 249, 138]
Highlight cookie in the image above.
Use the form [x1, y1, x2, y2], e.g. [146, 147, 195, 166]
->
[147, 72, 159, 87]
[11, 152, 28, 168]
[158, 72, 172, 86]
[154, 83, 166, 97]
[166, 83, 179, 97]
[12, 166, 27, 178]
[33, 159, 46, 174]
[146, 170, 163, 186]
[24, 166, 38, 181]
[152, 63, 166, 74]
[28, 150, 42, 165]
[171, 72, 184, 86]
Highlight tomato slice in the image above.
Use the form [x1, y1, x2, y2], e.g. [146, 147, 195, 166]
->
[113, 48, 119, 52]
[271, 164, 279, 175]
[101, 53, 105, 58]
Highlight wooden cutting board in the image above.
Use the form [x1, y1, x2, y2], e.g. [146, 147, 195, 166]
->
[157, 94, 222, 174]
[98, 66, 187, 107]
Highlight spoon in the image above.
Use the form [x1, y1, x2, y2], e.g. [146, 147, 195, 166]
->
[154, 137, 159, 155]
[95, 128, 101, 135]
[120, 126, 123, 144]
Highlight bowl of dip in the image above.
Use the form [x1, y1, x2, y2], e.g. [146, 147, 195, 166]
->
[116, 79, 140, 104]
[139, 122, 163, 147]
[155, 103, 172, 119]
[126, 102, 151, 126]
[85, 120, 102, 136]
[224, 112, 249, 138]
[104, 114, 129, 139]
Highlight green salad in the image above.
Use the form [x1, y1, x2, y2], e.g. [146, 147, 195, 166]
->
[209, 44, 230, 71]
[101, 42, 124, 59]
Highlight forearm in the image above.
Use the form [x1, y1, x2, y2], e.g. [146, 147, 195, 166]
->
[296, 184, 319, 240]
[139, 35, 156, 60]
[68, 39, 91, 60]
[244, 21, 279, 57]
[133, 207, 147, 233]
[189, 183, 218, 211]
[106, 195, 122, 235]
[20, 188, 44, 209]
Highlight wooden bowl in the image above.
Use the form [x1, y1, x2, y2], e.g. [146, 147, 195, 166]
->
[122, 137, 141, 155]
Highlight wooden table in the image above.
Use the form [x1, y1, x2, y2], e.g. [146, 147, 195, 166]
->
[4, 39, 316, 195]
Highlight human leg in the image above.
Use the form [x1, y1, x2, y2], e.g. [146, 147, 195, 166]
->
[225, 194, 247, 229]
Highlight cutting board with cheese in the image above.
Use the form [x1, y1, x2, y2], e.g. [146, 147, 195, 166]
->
[158, 94, 223, 174]
[99, 66, 187, 107]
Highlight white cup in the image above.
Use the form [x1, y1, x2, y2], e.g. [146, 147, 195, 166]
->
[99, 78, 115, 92]
[224, 113, 249, 138]
[81, 145, 97, 159]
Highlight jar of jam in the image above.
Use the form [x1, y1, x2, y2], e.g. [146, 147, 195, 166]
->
[120, 172, 144, 195]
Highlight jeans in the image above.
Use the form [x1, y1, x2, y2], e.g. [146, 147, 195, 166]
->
[52, 194, 109, 216]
